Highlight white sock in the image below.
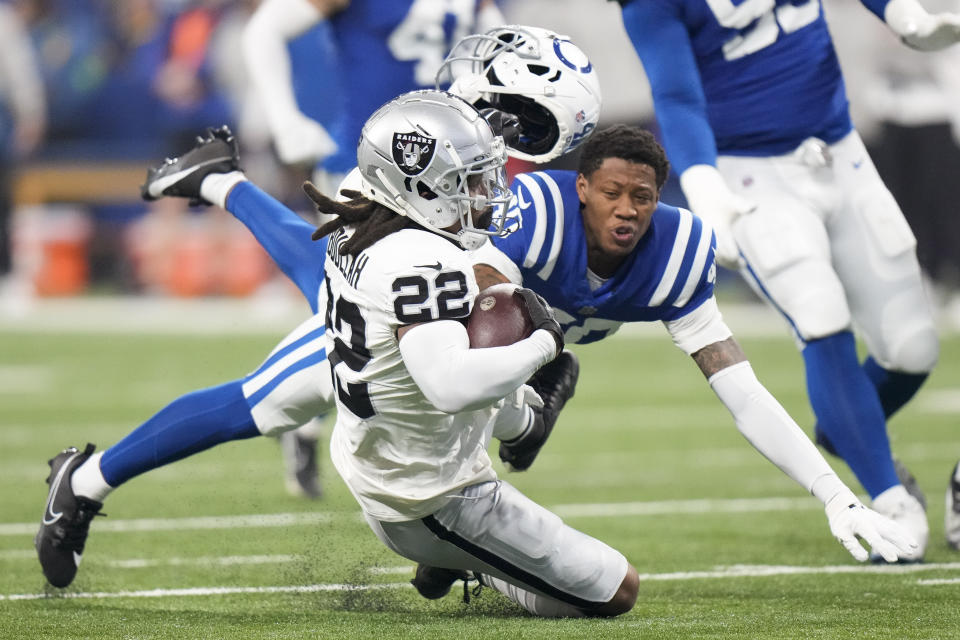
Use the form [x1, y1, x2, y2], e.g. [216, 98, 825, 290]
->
[70, 452, 115, 503]
[200, 171, 247, 208]
[492, 405, 534, 444]
[479, 574, 584, 618]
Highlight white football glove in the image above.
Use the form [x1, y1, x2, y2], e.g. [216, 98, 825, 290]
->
[270, 111, 338, 166]
[823, 487, 919, 562]
[885, 0, 960, 51]
[679, 164, 755, 271]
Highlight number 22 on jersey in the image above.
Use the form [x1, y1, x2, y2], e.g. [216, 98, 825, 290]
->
[325, 269, 470, 419]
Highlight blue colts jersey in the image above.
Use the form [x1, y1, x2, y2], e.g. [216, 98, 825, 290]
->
[621, 0, 855, 171]
[322, 0, 485, 173]
[491, 171, 717, 344]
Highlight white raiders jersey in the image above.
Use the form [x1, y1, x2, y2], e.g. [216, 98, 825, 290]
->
[324, 224, 499, 522]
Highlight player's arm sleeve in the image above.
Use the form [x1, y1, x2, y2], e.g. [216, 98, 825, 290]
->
[399, 320, 556, 413]
[708, 361, 840, 499]
[242, 0, 340, 164]
[663, 296, 732, 355]
[0, 6, 44, 128]
[619, 0, 718, 174]
[225, 180, 326, 309]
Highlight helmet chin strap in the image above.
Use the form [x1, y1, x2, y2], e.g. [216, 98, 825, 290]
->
[457, 228, 487, 250]
[370, 167, 409, 215]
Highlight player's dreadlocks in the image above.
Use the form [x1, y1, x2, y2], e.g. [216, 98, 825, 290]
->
[306, 182, 417, 256]
[577, 124, 671, 190]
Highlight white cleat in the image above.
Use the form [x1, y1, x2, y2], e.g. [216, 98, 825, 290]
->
[870, 485, 928, 563]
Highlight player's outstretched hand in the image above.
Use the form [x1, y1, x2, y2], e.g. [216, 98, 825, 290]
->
[903, 12, 960, 50]
[679, 165, 755, 271]
[273, 112, 338, 166]
[824, 488, 919, 562]
[141, 126, 240, 205]
[513, 288, 564, 357]
[886, 0, 960, 50]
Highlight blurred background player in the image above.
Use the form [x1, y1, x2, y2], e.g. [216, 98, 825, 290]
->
[616, 0, 960, 561]
[34, 26, 601, 589]
[240, 0, 505, 498]
[0, 0, 45, 300]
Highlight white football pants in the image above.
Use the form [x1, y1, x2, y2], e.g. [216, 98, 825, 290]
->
[720, 130, 938, 374]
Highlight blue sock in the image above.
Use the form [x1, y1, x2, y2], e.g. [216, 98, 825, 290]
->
[803, 332, 898, 498]
[100, 380, 260, 487]
[863, 356, 928, 419]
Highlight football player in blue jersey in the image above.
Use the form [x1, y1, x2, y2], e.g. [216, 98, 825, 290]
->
[615, 0, 960, 561]
[242, 0, 504, 495]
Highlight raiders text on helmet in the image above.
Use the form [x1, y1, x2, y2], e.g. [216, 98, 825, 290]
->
[356, 90, 515, 250]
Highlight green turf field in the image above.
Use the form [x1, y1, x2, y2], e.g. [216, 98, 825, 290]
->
[2, 316, 959, 639]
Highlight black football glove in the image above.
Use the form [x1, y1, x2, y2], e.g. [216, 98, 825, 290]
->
[480, 108, 522, 148]
[513, 287, 564, 357]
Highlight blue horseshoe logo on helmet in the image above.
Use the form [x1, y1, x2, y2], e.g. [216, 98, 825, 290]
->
[553, 39, 592, 74]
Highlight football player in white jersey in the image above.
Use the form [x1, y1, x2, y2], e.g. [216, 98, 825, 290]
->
[34, 26, 601, 591]
[308, 88, 639, 618]
[243, 0, 506, 496]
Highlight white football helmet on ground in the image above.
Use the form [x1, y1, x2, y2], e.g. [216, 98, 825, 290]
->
[356, 90, 514, 250]
[438, 25, 602, 163]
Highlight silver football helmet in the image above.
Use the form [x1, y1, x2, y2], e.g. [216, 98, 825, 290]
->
[437, 25, 602, 163]
[356, 90, 514, 250]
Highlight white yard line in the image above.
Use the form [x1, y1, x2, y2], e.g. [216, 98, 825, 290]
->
[0, 582, 411, 602]
[0, 512, 330, 536]
[0, 365, 53, 393]
[551, 496, 818, 518]
[636, 562, 960, 581]
[0, 497, 822, 537]
[107, 554, 298, 569]
[4, 563, 960, 601]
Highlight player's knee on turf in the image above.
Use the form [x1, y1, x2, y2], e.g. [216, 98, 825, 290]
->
[587, 564, 639, 617]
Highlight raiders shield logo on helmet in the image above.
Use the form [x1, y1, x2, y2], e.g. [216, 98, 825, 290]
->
[392, 132, 437, 176]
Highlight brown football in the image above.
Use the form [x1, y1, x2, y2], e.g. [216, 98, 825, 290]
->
[466, 283, 534, 348]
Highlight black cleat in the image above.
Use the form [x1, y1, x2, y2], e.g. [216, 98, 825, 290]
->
[35, 444, 105, 588]
[411, 564, 470, 600]
[894, 458, 927, 510]
[281, 430, 322, 499]
[499, 350, 579, 472]
[140, 125, 240, 205]
[946, 460, 960, 551]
